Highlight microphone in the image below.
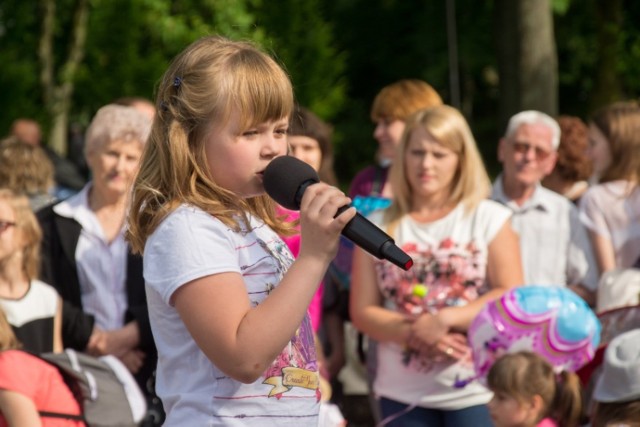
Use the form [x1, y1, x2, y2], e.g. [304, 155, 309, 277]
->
[263, 156, 413, 271]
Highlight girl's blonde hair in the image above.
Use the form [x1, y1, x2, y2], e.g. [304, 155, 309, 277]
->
[384, 105, 490, 234]
[127, 36, 295, 254]
[0, 138, 55, 196]
[590, 100, 640, 185]
[0, 189, 42, 280]
[487, 351, 583, 427]
[0, 307, 21, 351]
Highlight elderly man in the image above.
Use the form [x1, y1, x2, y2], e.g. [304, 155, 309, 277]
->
[491, 110, 598, 305]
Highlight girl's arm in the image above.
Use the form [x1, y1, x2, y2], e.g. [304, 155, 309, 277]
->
[0, 390, 41, 427]
[174, 184, 356, 384]
[52, 296, 63, 353]
[588, 229, 616, 273]
[349, 246, 413, 345]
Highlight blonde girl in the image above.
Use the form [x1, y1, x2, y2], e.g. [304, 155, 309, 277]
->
[126, 35, 355, 426]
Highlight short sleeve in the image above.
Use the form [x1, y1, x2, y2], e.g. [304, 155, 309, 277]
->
[0, 351, 42, 398]
[143, 206, 241, 305]
[476, 199, 513, 243]
[568, 203, 599, 290]
[579, 186, 610, 239]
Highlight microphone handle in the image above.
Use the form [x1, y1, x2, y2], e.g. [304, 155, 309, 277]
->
[339, 207, 413, 271]
[339, 207, 392, 257]
[294, 181, 413, 271]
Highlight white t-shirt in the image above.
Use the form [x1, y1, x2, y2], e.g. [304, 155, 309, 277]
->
[369, 200, 511, 410]
[0, 280, 58, 354]
[144, 205, 320, 426]
[579, 180, 640, 268]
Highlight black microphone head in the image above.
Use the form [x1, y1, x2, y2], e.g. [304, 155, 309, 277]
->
[263, 156, 319, 210]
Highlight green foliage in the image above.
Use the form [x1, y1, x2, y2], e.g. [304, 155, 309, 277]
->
[552, 0, 572, 15]
[253, 0, 347, 120]
[2, 0, 640, 186]
[0, 1, 45, 132]
[73, 0, 264, 126]
[325, 0, 501, 183]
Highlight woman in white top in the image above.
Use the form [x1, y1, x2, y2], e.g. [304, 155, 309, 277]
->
[580, 101, 640, 273]
[350, 105, 523, 427]
[37, 105, 156, 401]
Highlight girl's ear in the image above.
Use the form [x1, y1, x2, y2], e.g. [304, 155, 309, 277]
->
[530, 394, 545, 418]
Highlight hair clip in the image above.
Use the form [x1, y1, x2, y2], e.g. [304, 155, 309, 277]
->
[173, 76, 183, 88]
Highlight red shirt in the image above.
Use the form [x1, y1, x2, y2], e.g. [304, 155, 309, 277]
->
[0, 350, 85, 427]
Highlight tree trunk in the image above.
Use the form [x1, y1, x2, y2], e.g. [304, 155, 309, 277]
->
[39, 0, 89, 156]
[495, 0, 557, 132]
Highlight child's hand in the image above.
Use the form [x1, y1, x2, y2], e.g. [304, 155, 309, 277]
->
[297, 183, 356, 264]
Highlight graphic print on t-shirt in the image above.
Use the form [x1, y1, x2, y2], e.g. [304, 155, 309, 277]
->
[254, 237, 319, 399]
[375, 237, 488, 371]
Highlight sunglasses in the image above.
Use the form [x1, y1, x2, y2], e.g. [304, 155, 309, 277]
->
[511, 141, 552, 161]
[0, 221, 16, 233]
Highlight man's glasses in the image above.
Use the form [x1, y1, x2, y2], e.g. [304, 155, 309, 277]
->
[0, 221, 16, 233]
[511, 141, 552, 161]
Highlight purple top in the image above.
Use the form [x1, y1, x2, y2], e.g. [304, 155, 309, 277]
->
[348, 165, 389, 198]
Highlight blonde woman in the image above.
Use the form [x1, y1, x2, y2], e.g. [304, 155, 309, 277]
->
[350, 105, 523, 427]
[580, 101, 640, 273]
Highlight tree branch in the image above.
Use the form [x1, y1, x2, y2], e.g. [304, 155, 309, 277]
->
[39, 0, 55, 106]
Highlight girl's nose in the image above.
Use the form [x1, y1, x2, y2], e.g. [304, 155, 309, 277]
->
[262, 134, 281, 158]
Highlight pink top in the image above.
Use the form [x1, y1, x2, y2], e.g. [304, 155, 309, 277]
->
[277, 206, 323, 332]
[537, 418, 558, 427]
[0, 350, 85, 427]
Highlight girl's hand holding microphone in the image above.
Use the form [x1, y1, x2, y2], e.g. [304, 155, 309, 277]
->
[297, 182, 356, 265]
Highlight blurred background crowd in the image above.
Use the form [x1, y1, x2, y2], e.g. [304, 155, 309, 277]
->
[1, 1, 640, 427]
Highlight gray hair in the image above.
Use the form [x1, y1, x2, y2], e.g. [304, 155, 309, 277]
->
[84, 104, 152, 157]
[504, 110, 561, 150]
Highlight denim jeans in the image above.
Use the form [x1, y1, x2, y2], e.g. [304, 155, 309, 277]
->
[378, 396, 494, 427]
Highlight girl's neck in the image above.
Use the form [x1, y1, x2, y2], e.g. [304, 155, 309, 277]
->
[0, 260, 29, 299]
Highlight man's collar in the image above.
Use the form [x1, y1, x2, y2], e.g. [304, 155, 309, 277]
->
[492, 174, 548, 212]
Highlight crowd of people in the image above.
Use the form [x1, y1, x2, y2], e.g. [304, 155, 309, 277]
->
[1, 34, 640, 427]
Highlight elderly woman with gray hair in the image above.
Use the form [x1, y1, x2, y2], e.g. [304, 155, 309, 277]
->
[36, 104, 156, 398]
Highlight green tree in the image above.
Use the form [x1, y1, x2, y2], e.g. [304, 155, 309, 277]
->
[73, 0, 263, 125]
[253, 0, 347, 120]
[0, 0, 262, 154]
[40, 0, 89, 155]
